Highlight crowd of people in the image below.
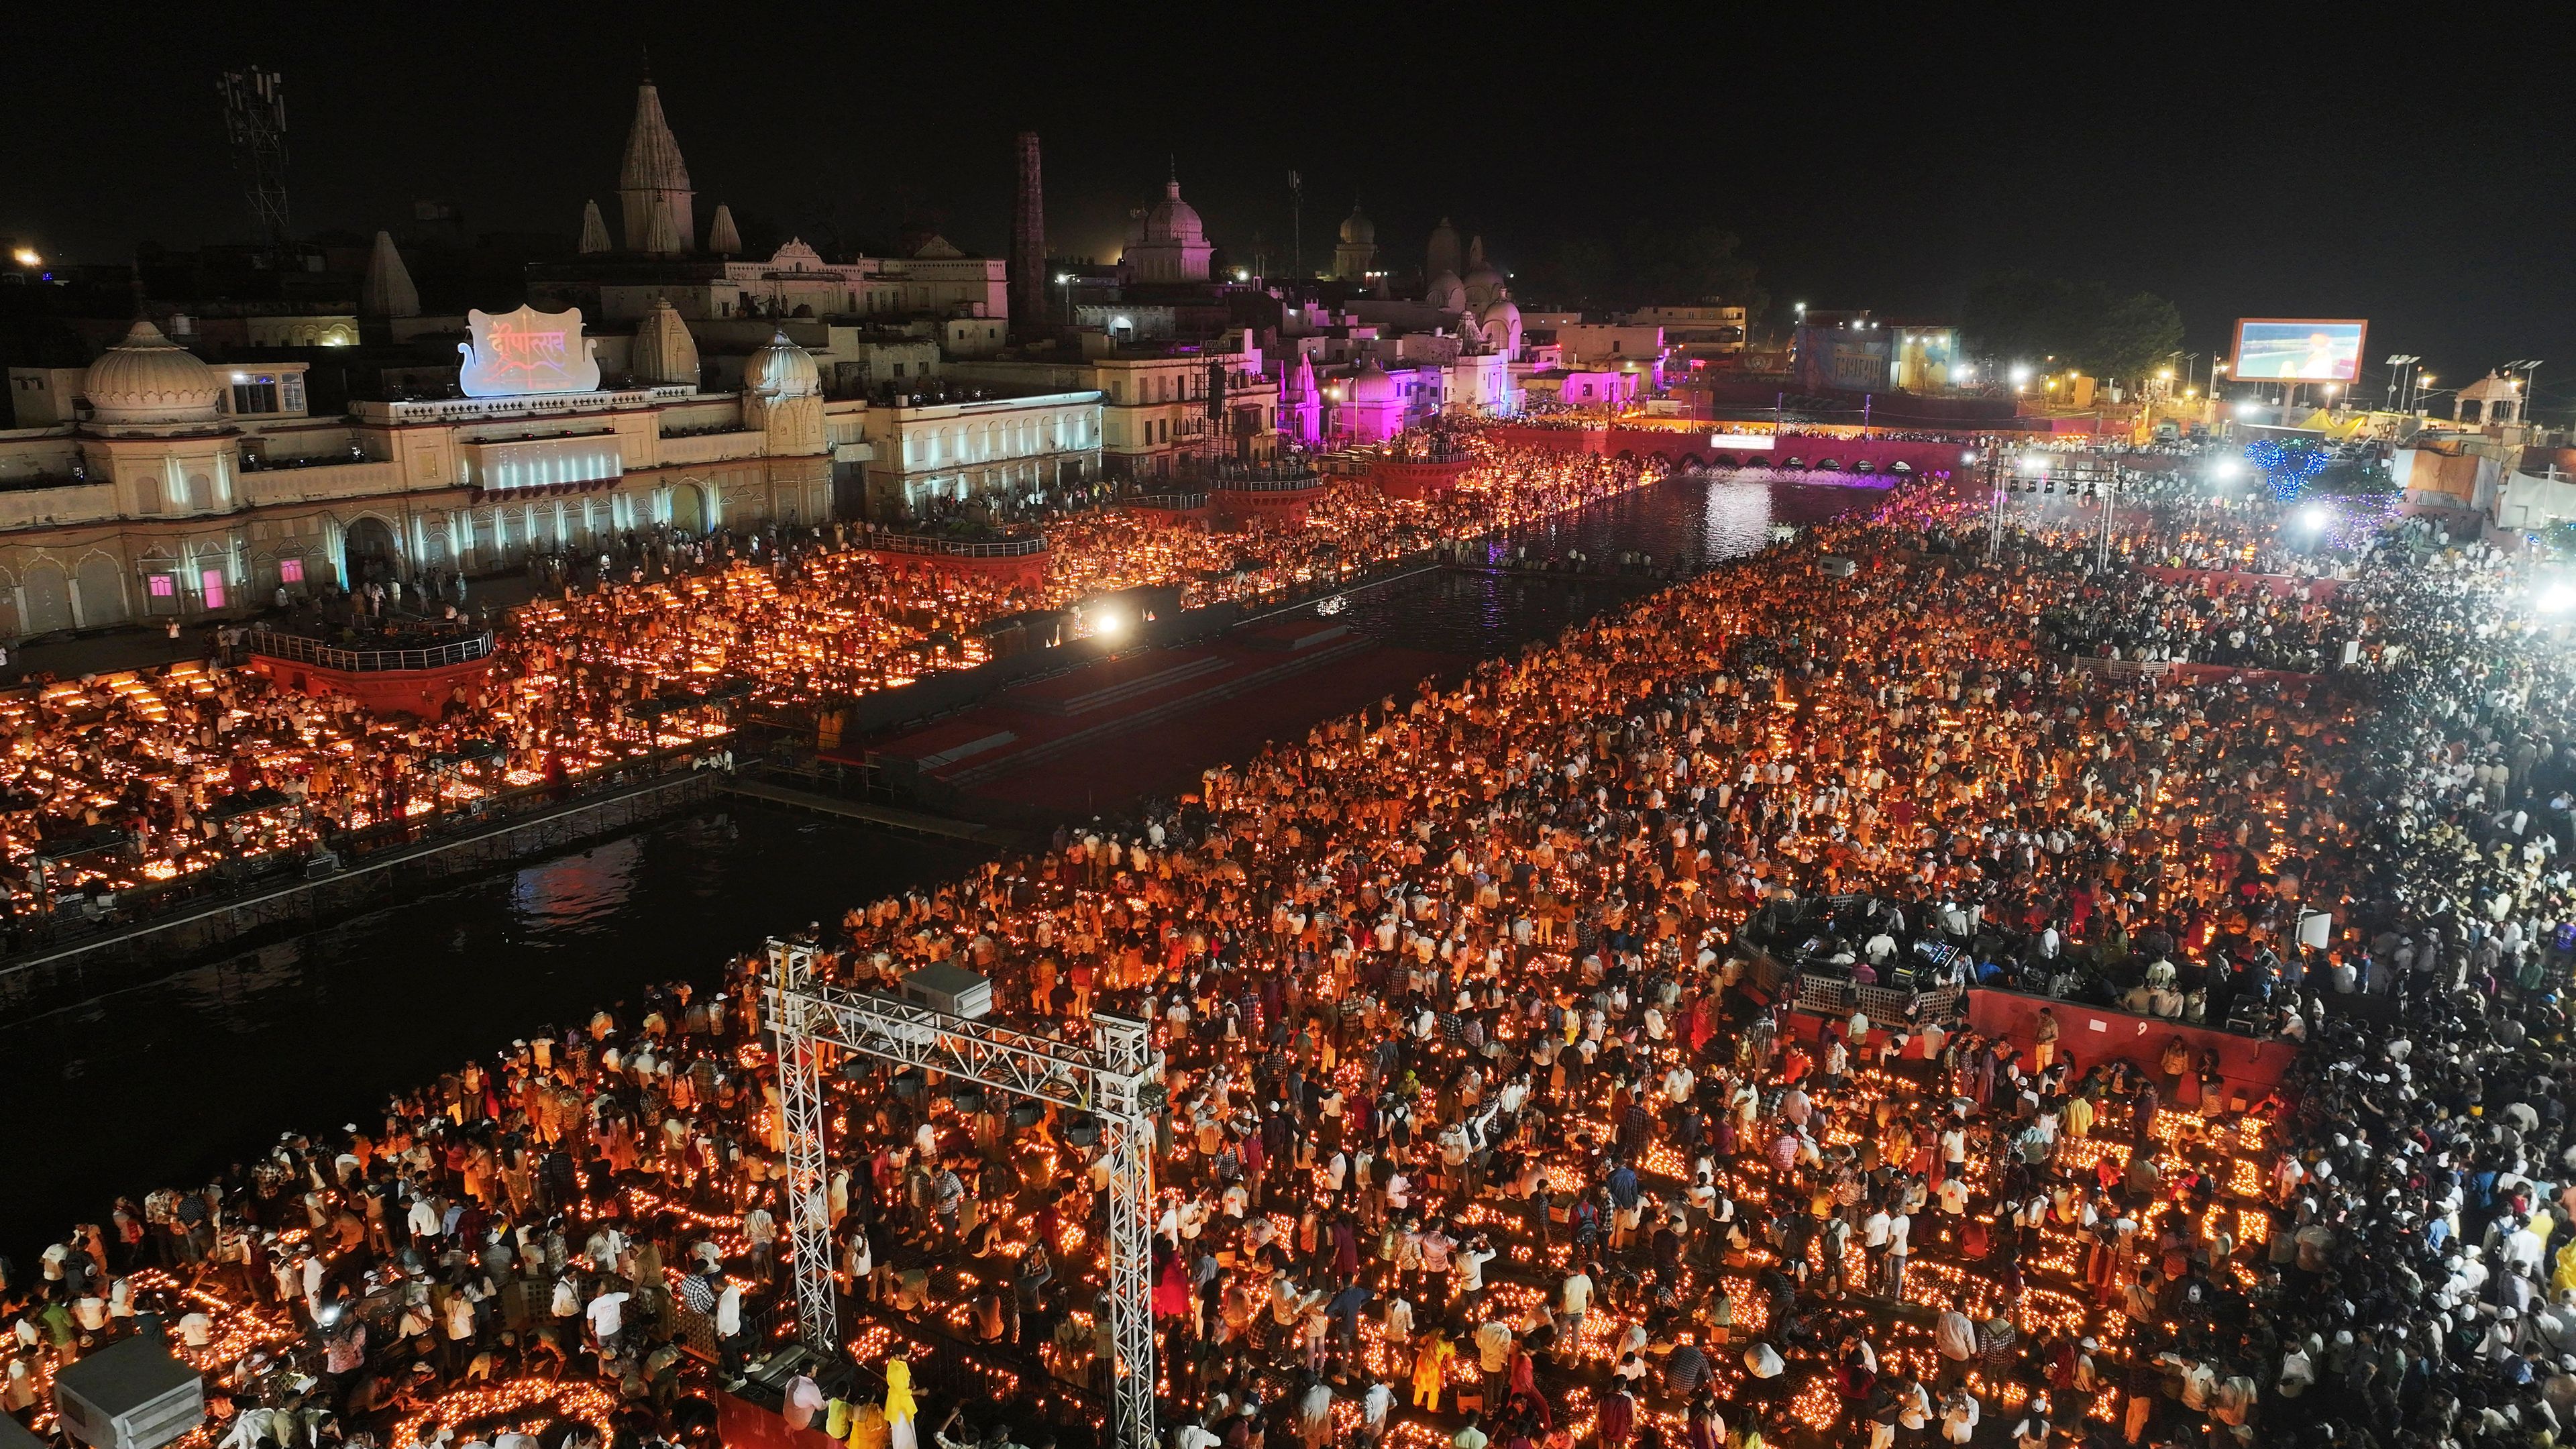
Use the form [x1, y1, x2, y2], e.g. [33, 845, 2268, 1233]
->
[15, 441, 2576, 1449]
[0, 443, 1663, 931]
[2038, 573, 2349, 672]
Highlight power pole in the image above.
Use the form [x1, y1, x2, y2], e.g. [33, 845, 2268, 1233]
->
[218, 68, 292, 250]
[1288, 170, 1303, 281]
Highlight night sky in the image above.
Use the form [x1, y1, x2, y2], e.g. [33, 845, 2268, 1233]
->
[9, 10, 2571, 413]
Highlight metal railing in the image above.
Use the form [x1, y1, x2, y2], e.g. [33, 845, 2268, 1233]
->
[246, 628, 494, 673]
[1128, 492, 1209, 511]
[2064, 655, 2173, 682]
[1201, 463, 1327, 493]
[1792, 971, 1966, 1025]
[861, 529, 1051, 559]
[0, 738, 731, 961]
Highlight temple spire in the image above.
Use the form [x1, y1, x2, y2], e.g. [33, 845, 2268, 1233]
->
[361, 230, 419, 317]
[617, 76, 694, 252]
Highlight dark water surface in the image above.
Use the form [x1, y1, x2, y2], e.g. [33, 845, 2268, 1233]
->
[1336, 472, 1877, 652]
[0, 810, 983, 1252]
[0, 472, 1880, 1256]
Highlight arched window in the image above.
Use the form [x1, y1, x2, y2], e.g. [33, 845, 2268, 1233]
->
[74, 555, 129, 626]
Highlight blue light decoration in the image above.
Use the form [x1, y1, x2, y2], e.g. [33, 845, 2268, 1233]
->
[2245, 437, 2330, 501]
[2307, 491, 2398, 551]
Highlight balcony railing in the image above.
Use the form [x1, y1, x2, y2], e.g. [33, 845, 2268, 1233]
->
[247, 628, 495, 673]
[241, 451, 386, 471]
[0, 472, 90, 494]
[1199, 462, 1326, 493]
[861, 529, 1050, 559]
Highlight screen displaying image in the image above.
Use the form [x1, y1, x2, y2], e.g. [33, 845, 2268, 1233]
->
[2232, 319, 2367, 382]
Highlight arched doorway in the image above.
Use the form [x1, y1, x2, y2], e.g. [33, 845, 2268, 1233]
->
[74, 555, 129, 627]
[343, 517, 399, 586]
[21, 563, 69, 634]
[669, 482, 706, 535]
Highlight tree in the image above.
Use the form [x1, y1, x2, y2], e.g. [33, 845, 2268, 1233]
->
[1963, 272, 2184, 386]
[1515, 222, 1767, 318]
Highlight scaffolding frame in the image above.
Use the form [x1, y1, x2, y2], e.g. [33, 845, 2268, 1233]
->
[761, 941, 1160, 1449]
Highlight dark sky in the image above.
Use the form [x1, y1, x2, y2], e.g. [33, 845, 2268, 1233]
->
[9, 8, 2572, 413]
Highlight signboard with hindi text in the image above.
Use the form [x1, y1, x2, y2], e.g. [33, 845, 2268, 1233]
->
[457, 305, 602, 398]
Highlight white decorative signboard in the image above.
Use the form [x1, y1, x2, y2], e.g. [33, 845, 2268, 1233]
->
[457, 305, 602, 398]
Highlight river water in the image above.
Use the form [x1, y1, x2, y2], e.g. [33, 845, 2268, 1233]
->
[0, 470, 1879, 1255]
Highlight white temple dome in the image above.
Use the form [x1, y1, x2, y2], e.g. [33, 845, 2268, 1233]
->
[1339, 206, 1375, 245]
[1142, 180, 1206, 246]
[744, 330, 819, 396]
[83, 319, 225, 425]
[1424, 270, 1467, 313]
[1348, 362, 1397, 405]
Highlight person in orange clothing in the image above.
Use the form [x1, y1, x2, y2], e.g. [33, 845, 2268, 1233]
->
[1411, 1327, 1456, 1410]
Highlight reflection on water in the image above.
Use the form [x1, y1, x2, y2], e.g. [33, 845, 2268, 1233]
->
[0, 809, 983, 1251]
[1338, 473, 1876, 655]
[1, 472, 1882, 1253]
[510, 833, 643, 936]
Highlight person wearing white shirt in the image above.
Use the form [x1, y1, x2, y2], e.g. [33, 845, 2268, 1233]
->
[2277, 1341, 2315, 1398]
[1360, 1381, 1394, 1446]
[1941, 1390, 1980, 1444]
[584, 1289, 631, 1356]
[1560, 1268, 1593, 1320]
[1863, 1208, 1892, 1247]
[1935, 1304, 1977, 1382]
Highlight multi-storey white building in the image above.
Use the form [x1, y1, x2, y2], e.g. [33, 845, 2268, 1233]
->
[0, 311, 837, 635]
[947, 343, 1280, 480]
[854, 390, 1102, 517]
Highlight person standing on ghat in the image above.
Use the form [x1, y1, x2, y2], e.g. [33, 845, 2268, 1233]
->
[0, 439, 1666, 949]
[21, 473, 2576, 1449]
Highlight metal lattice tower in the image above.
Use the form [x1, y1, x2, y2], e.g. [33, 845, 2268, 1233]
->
[761, 941, 1161, 1449]
[218, 68, 292, 248]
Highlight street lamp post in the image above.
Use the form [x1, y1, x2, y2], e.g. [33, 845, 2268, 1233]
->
[1982, 449, 2004, 561]
[2097, 462, 2121, 574]
[2383, 354, 2417, 413]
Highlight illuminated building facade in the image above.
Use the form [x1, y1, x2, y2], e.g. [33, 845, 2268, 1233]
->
[0, 311, 835, 634]
[948, 343, 1279, 480]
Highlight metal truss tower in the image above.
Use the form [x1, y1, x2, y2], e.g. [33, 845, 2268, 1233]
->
[218, 68, 292, 248]
[761, 941, 1161, 1449]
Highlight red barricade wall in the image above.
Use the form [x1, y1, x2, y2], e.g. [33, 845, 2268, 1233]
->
[246, 655, 494, 718]
[1485, 425, 1965, 477]
[868, 550, 1049, 589]
[2139, 566, 2345, 602]
[1964, 991, 2296, 1102]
